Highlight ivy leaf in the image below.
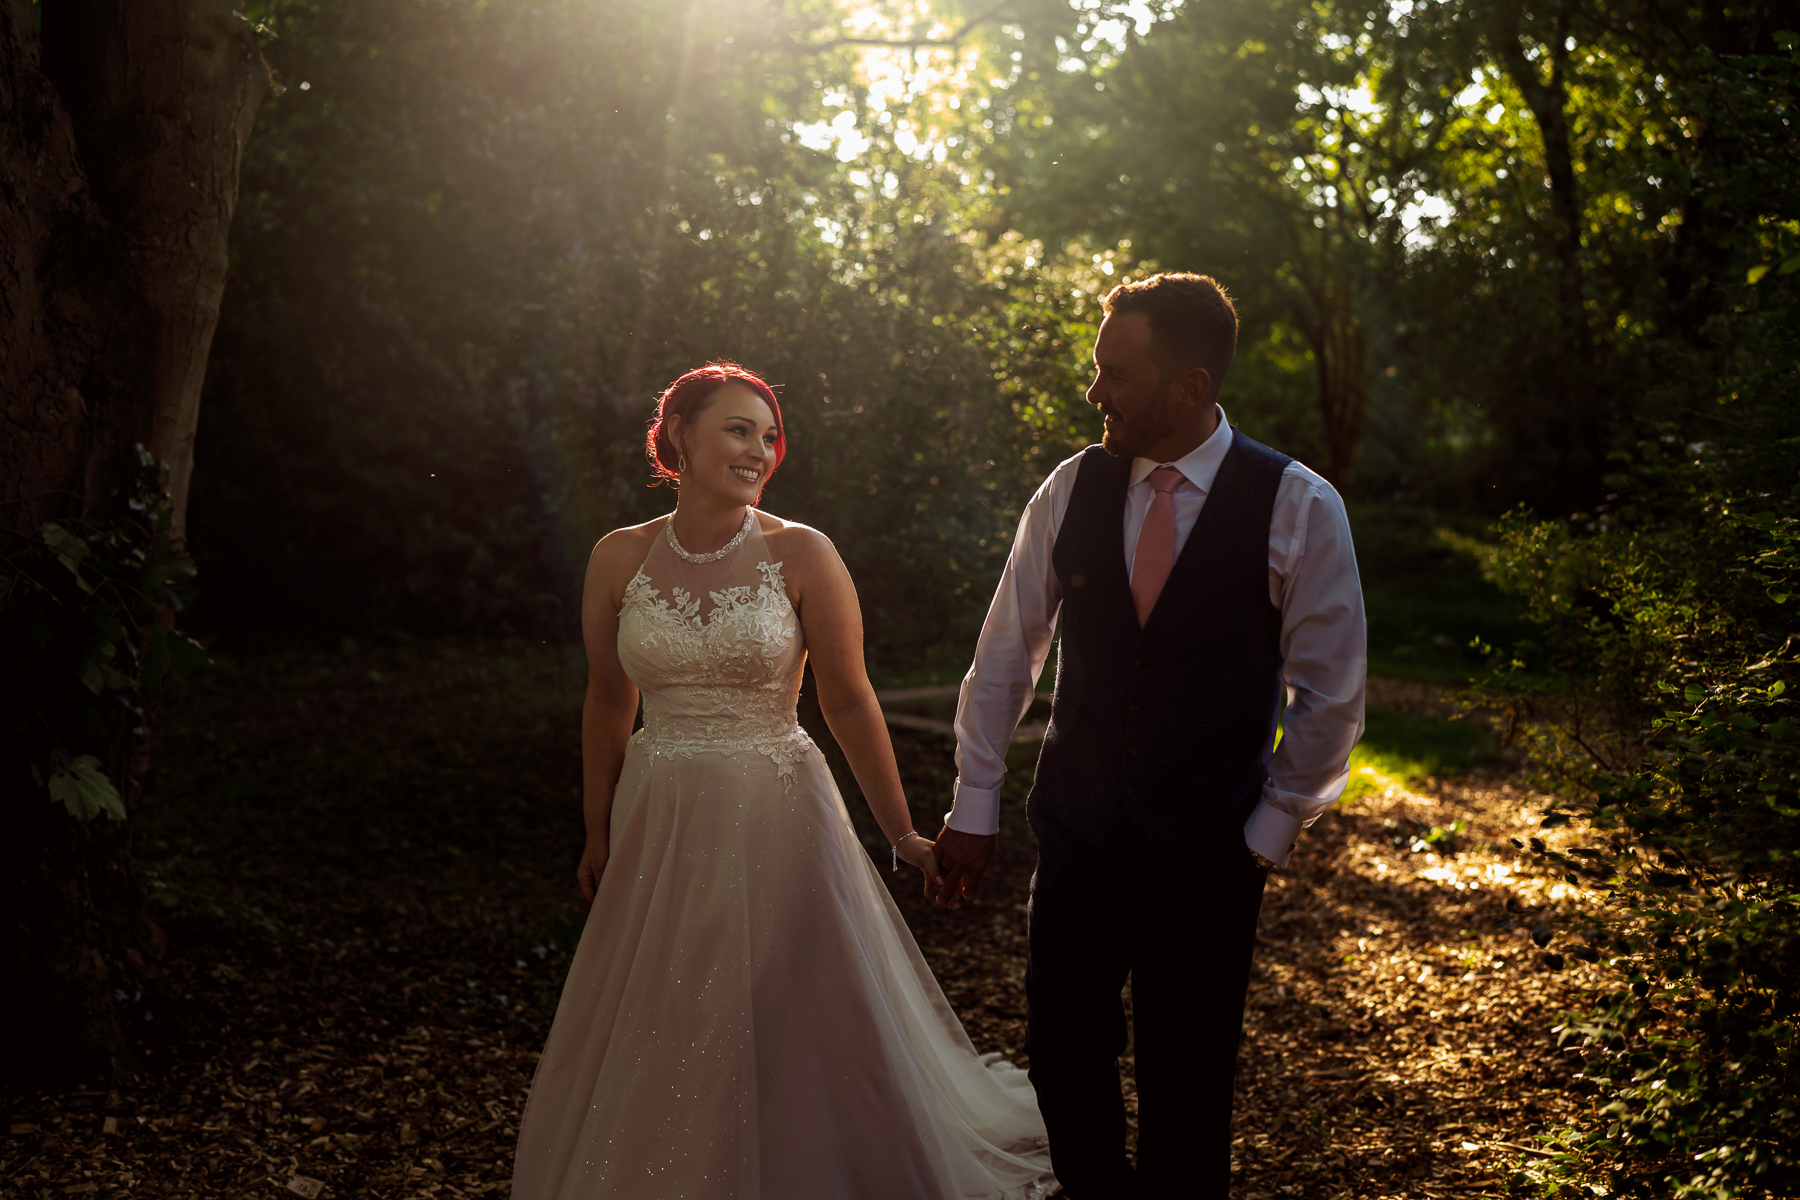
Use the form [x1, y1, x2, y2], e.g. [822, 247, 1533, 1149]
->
[48, 755, 125, 821]
[40, 522, 97, 594]
[1747, 264, 1772, 284]
[1780, 253, 1800, 276]
[144, 626, 211, 690]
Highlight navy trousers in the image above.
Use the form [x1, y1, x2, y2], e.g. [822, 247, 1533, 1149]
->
[1023, 814, 1267, 1198]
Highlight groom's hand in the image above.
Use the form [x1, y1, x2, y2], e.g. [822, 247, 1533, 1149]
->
[931, 825, 997, 909]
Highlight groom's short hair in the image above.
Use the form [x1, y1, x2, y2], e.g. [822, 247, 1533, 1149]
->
[1102, 273, 1237, 401]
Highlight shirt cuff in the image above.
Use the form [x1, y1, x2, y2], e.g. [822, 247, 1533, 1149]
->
[945, 782, 1001, 836]
[1244, 798, 1304, 867]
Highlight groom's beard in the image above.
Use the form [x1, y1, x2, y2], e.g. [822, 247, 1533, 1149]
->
[1098, 390, 1177, 458]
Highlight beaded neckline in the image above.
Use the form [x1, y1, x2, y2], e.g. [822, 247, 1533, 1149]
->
[665, 507, 756, 563]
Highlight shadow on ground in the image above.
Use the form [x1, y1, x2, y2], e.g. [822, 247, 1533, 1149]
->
[4, 641, 1596, 1199]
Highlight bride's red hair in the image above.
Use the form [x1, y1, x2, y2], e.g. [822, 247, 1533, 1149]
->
[645, 362, 786, 490]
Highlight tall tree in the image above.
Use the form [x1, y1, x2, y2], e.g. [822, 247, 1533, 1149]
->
[2, 0, 268, 1085]
[988, 0, 1471, 490]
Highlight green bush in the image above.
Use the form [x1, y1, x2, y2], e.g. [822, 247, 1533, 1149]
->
[1, 447, 208, 817]
[1468, 274, 1800, 1195]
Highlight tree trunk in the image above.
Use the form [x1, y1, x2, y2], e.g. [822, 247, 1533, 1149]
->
[1, 0, 268, 1088]
[40, 0, 272, 539]
[1290, 226, 1367, 491]
[1492, 0, 1607, 509]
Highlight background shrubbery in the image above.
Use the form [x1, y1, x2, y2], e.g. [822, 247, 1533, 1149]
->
[1466, 38, 1800, 1187]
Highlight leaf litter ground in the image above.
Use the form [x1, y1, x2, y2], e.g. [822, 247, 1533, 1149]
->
[4, 644, 1605, 1198]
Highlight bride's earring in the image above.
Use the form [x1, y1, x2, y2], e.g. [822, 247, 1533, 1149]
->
[677, 450, 688, 473]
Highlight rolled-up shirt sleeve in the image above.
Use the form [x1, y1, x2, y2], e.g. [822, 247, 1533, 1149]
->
[1244, 469, 1367, 866]
[945, 457, 1078, 835]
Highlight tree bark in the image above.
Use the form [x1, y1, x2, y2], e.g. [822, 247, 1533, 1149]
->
[0, 0, 127, 536]
[39, 0, 271, 538]
[1, 0, 268, 1087]
[1491, 0, 1609, 510]
[1288, 225, 1367, 491]
[1494, 0, 1586, 323]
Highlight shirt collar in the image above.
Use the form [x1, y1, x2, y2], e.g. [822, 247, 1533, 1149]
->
[1129, 406, 1233, 493]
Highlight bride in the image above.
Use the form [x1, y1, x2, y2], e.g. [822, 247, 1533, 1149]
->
[511, 363, 1056, 1199]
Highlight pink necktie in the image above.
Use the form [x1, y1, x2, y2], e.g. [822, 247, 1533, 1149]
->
[1131, 467, 1184, 627]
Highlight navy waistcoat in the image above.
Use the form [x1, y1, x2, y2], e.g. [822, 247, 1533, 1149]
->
[1025, 431, 1293, 854]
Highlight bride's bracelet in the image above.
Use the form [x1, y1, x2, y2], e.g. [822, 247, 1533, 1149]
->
[891, 829, 922, 873]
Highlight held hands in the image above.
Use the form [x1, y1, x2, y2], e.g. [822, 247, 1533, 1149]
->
[896, 833, 945, 894]
[930, 825, 998, 909]
[576, 838, 610, 903]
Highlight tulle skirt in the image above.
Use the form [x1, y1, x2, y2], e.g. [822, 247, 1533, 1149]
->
[511, 732, 1056, 1199]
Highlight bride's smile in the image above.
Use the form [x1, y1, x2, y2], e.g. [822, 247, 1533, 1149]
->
[666, 380, 780, 523]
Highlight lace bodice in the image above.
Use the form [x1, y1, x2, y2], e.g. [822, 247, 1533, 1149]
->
[616, 516, 814, 782]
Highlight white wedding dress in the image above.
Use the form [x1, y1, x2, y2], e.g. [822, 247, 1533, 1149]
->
[511, 516, 1056, 1199]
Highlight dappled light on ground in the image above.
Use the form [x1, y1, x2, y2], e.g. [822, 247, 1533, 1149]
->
[3, 651, 1604, 1198]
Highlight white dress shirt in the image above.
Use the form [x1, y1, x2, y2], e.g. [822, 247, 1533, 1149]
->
[946, 409, 1366, 867]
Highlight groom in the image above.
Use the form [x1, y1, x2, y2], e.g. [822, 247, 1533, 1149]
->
[933, 272, 1366, 1197]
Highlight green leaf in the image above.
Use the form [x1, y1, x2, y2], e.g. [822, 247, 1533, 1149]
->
[1747, 264, 1772, 284]
[1685, 685, 1707, 704]
[1780, 253, 1800, 276]
[40, 522, 87, 559]
[40, 522, 97, 593]
[1771, 591, 1792, 605]
[48, 755, 126, 821]
[144, 626, 211, 690]
[1771, 680, 1788, 698]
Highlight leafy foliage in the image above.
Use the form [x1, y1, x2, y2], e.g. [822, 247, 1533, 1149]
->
[1, 446, 208, 821]
[1466, 36, 1800, 1192]
[195, 0, 1102, 665]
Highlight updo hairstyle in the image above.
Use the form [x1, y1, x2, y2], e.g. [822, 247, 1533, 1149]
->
[644, 362, 786, 489]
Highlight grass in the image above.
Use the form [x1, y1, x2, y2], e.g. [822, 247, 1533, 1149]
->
[1349, 503, 1534, 685]
[1343, 706, 1501, 800]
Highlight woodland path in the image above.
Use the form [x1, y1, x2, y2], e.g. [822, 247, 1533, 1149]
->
[3, 645, 1600, 1199]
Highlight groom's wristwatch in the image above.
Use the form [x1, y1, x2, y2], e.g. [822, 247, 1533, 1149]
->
[1249, 848, 1280, 874]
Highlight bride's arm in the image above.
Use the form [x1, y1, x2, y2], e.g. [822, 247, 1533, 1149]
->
[783, 527, 944, 891]
[575, 531, 644, 902]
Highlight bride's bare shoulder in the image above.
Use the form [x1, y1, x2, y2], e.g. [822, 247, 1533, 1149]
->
[756, 512, 836, 561]
[586, 518, 665, 585]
